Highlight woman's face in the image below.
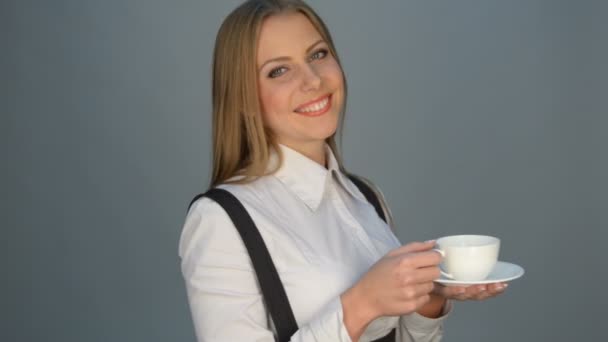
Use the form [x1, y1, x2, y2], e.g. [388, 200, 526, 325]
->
[256, 12, 344, 152]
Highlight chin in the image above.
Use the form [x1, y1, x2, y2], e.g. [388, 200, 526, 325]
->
[314, 126, 338, 141]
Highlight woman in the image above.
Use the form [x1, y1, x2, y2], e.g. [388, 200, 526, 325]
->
[179, 1, 508, 341]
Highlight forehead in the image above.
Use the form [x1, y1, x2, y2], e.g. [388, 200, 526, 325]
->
[256, 12, 323, 63]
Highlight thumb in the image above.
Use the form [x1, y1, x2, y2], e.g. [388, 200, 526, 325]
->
[387, 240, 436, 257]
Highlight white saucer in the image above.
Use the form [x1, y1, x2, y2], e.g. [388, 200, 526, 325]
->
[434, 261, 524, 286]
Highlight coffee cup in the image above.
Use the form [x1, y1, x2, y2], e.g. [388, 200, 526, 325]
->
[434, 235, 500, 282]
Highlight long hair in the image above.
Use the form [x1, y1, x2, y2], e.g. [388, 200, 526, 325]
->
[210, 0, 348, 186]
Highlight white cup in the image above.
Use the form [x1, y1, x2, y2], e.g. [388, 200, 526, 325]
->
[434, 235, 500, 281]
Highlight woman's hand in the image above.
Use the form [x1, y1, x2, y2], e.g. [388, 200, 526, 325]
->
[415, 282, 508, 319]
[432, 281, 508, 301]
[341, 240, 441, 340]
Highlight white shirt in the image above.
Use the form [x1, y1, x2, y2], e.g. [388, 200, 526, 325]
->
[179, 144, 449, 342]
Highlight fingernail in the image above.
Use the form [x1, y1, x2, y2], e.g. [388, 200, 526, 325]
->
[425, 239, 436, 244]
[432, 248, 445, 257]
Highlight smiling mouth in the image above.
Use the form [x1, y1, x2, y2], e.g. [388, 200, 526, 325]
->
[294, 94, 332, 116]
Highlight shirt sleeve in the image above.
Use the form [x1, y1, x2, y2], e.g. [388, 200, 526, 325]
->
[397, 301, 452, 342]
[178, 198, 354, 342]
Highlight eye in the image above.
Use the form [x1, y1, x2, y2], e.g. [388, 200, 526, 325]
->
[310, 48, 328, 61]
[268, 66, 288, 78]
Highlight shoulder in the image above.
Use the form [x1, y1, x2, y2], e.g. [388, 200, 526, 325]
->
[179, 175, 279, 260]
[186, 174, 277, 214]
[179, 196, 235, 259]
[179, 193, 259, 278]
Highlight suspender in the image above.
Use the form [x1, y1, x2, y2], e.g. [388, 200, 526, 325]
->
[346, 174, 387, 223]
[188, 174, 396, 342]
[196, 188, 299, 341]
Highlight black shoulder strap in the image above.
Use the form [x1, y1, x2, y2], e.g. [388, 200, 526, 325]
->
[188, 186, 395, 342]
[346, 174, 387, 223]
[189, 188, 298, 342]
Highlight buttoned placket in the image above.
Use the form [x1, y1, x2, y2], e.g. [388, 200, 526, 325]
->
[326, 171, 383, 262]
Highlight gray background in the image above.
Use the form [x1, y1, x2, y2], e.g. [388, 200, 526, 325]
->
[2, 0, 606, 341]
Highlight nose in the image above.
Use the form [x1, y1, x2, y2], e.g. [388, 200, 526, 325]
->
[300, 64, 321, 92]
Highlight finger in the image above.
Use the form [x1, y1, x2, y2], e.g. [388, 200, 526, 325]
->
[408, 266, 441, 284]
[400, 250, 443, 269]
[388, 240, 436, 257]
[464, 285, 487, 298]
[470, 285, 498, 301]
[450, 288, 470, 301]
[444, 286, 471, 301]
[439, 285, 467, 298]
[475, 291, 494, 301]
[399, 282, 435, 300]
[446, 285, 480, 300]
[486, 283, 508, 296]
[492, 282, 508, 292]
[454, 293, 470, 301]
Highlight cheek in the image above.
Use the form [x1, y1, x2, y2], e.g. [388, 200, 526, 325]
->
[258, 81, 297, 132]
[318, 60, 344, 89]
[259, 81, 296, 115]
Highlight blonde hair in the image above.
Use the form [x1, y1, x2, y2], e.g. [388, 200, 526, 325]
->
[210, 0, 348, 187]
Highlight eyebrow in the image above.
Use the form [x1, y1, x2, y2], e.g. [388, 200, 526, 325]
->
[258, 39, 325, 72]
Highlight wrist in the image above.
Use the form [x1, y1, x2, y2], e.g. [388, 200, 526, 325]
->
[340, 285, 376, 341]
[416, 293, 446, 318]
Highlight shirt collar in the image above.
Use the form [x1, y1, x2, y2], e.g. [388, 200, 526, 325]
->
[272, 143, 365, 211]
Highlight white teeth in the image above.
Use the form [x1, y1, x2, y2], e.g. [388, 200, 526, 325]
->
[296, 97, 329, 113]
